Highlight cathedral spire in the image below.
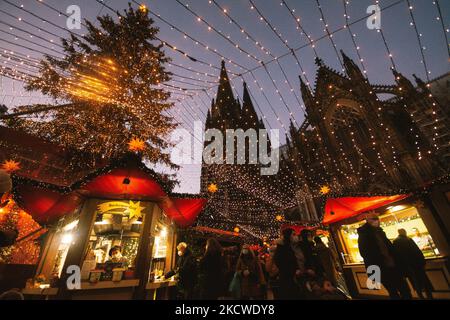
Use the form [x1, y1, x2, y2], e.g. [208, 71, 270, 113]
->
[212, 61, 241, 128]
[341, 50, 364, 80]
[299, 76, 314, 106]
[242, 82, 259, 129]
[392, 68, 415, 93]
[205, 109, 212, 129]
[216, 60, 234, 105]
[413, 74, 429, 93]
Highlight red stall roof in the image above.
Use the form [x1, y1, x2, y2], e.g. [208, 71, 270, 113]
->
[322, 194, 410, 225]
[281, 223, 318, 235]
[12, 154, 207, 227]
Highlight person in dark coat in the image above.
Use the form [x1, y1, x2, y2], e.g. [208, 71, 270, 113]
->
[393, 229, 433, 299]
[314, 236, 338, 286]
[235, 244, 266, 299]
[299, 229, 324, 277]
[197, 238, 225, 300]
[167, 242, 197, 300]
[273, 228, 304, 299]
[357, 213, 412, 299]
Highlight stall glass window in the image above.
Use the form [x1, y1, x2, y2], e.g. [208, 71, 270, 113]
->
[339, 205, 439, 264]
[149, 224, 169, 282]
[48, 220, 78, 278]
[82, 200, 146, 281]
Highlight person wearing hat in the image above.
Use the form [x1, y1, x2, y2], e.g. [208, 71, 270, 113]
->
[357, 211, 411, 299]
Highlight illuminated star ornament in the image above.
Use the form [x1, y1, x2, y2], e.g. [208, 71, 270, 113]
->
[320, 185, 331, 195]
[207, 183, 218, 193]
[275, 215, 284, 222]
[1, 160, 21, 173]
[128, 137, 146, 152]
[233, 227, 240, 233]
[139, 4, 148, 12]
[125, 201, 145, 220]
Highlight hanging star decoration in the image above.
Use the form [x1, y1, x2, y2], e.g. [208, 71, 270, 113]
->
[275, 214, 284, 222]
[128, 138, 146, 152]
[233, 226, 240, 233]
[1, 160, 21, 173]
[207, 183, 218, 193]
[125, 201, 145, 220]
[97, 200, 145, 220]
[320, 185, 330, 195]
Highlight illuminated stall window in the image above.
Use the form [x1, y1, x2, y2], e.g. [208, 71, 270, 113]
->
[36, 218, 79, 285]
[339, 205, 439, 264]
[149, 223, 169, 282]
[82, 200, 145, 282]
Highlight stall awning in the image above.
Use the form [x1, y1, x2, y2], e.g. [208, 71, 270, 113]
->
[12, 154, 207, 227]
[322, 194, 410, 225]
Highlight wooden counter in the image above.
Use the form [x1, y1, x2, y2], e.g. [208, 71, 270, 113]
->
[69, 279, 140, 300]
[21, 287, 59, 298]
[146, 279, 177, 300]
[78, 279, 140, 290]
[146, 279, 177, 290]
[342, 257, 450, 299]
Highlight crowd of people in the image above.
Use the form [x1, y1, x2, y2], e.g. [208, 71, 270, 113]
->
[169, 228, 347, 300]
[169, 212, 435, 300]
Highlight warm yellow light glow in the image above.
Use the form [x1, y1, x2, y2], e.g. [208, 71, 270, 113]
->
[63, 220, 79, 231]
[61, 233, 74, 244]
[387, 205, 406, 213]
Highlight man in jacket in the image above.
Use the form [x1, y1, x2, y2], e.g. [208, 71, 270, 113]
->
[393, 229, 433, 299]
[357, 212, 412, 299]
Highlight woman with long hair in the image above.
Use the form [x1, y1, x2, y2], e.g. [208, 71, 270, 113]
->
[197, 238, 225, 299]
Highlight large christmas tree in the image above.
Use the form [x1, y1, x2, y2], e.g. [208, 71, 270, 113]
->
[9, 5, 176, 168]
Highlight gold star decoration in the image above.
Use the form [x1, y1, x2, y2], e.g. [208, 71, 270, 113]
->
[207, 183, 218, 193]
[125, 201, 145, 220]
[1, 160, 21, 173]
[233, 227, 240, 233]
[128, 137, 146, 152]
[97, 200, 145, 220]
[275, 215, 284, 222]
[320, 185, 330, 195]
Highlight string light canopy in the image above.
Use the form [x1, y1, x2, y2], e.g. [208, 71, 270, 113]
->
[0, 1, 448, 240]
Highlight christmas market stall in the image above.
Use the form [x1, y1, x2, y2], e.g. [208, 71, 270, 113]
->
[322, 190, 450, 299]
[8, 154, 206, 300]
